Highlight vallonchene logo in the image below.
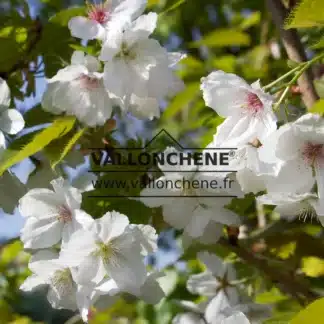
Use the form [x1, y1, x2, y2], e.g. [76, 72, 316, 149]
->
[87, 129, 238, 199]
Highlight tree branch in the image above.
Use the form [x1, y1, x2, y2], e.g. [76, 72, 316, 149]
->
[218, 237, 319, 306]
[0, 18, 42, 80]
[265, 0, 319, 108]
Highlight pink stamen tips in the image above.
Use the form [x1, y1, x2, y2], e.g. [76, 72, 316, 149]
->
[78, 74, 100, 90]
[246, 92, 263, 114]
[58, 205, 72, 223]
[87, 3, 110, 25]
[301, 142, 324, 166]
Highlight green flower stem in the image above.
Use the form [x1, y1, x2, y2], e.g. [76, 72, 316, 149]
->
[273, 52, 324, 110]
[263, 64, 305, 91]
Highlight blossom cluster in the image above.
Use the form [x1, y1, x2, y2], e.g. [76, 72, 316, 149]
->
[200, 71, 324, 223]
[0, 0, 322, 321]
[42, 0, 185, 126]
[19, 177, 163, 322]
[172, 252, 270, 324]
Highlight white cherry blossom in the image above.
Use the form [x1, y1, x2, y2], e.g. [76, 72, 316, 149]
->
[20, 250, 81, 311]
[42, 51, 113, 127]
[78, 272, 165, 322]
[68, 0, 147, 41]
[221, 312, 251, 324]
[182, 221, 224, 249]
[60, 211, 148, 291]
[201, 71, 276, 146]
[127, 224, 158, 255]
[218, 302, 271, 324]
[175, 293, 258, 324]
[140, 147, 240, 239]
[259, 113, 324, 197]
[19, 177, 94, 249]
[187, 252, 239, 305]
[204, 133, 280, 195]
[0, 77, 24, 149]
[99, 13, 185, 116]
[76, 281, 119, 322]
[257, 192, 324, 223]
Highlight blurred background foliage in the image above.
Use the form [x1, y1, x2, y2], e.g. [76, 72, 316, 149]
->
[2, 0, 324, 323]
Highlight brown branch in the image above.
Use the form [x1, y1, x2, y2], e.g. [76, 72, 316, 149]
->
[218, 237, 319, 306]
[265, 0, 319, 108]
[0, 18, 42, 80]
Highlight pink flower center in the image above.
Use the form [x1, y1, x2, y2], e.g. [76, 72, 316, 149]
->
[87, 3, 110, 24]
[58, 205, 72, 223]
[246, 92, 263, 114]
[301, 142, 324, 166]
[78, 74, 100, 90]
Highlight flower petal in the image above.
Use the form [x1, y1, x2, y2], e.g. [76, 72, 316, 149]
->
[0, 109, 24, 134]
[0, 77, 10, 106]
[20, 274, 46, 292]
[19, 188, 62, 219]
[97, 211, 129, 242]
[68, 16, 101, 40]
[187, 272, 219, 296]
[205, 291, 231, 323]
[197, 251, 224, 275]
[221, 312, 251, 324]
[21, 216, 63, 249]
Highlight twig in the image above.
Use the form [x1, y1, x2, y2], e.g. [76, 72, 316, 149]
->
[0, 18, 42, 80]
[265, 0, 319, 109]
[218, 237, 319, 305]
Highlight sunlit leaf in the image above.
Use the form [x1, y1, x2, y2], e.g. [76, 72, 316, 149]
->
[309, 99, 324, 114]
[255, 287, 289, 304]
[301, 257, 324, 277]
[162, 82, 200, 120]
[160, 0, 186, 15]
[285, 0, 324, 29]
[191, 28, 251, 48]
[291, 297, 324, 323]
[239, 12, 261, 30]
[0, 116, 76, 176]
[44, 127, 86, 169]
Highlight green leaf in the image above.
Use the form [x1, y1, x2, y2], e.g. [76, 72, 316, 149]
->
[212, 55, 236, 73]
[147, 0, 160, 7]
[239, 45, 270, 79]
[191, 28, 251, 48]
[160, 0, 186, 15]
[23, 104, 56, 127]
[162, 82, 200, 120]
[38, 7, 86, 77]
[255, 287, 289, 304]
[309, 99, 324, 114]
[0, 240, 23, 265]
[270, 241, 296, 260]
[285, 0, 324, 29]
[264, 312, 296, 323]
[315, 79, 324, 98]
[0, 26, 28, 43]
[311, 37, 324, 49]
[44, 127, 86, 169]
[0, 26, 28, 72]
[301, 256, 324, 277]
[180, 55, 204, 69]
[0, 116, 76, 176]
[291, 298, 324, 323]
[239, 12, 261, 30]
[49, 7, 86, 26]
[107, 199, 152, 225]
